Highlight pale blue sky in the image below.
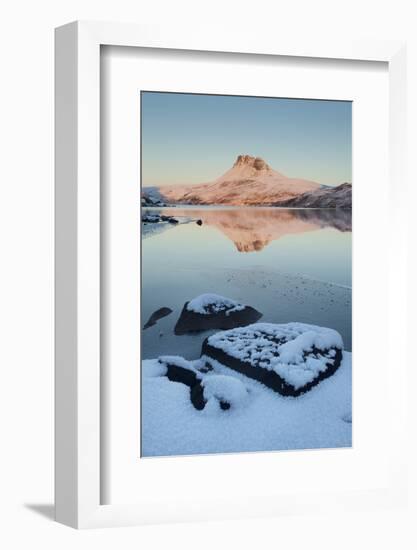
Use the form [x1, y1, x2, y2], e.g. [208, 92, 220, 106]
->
[141, 92, 352, 187]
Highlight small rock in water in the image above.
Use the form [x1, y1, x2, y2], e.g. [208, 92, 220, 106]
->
[142, 214, 161, 223]
[143, 213, 179, 225]
[143, 307, 173, 330]
[174, 293, 262, 335]
[196, 219, 203, 226]
[160, 214, 179, 224]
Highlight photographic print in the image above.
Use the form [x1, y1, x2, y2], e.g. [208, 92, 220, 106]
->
[140, 91, 352, 457]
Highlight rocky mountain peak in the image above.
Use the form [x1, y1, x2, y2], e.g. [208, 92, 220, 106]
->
[234, 155, 271, 171]
[152, 154, 322, 206]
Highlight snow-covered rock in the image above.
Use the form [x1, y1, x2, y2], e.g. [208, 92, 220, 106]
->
[142, 213, 161, 223]
[187, 293, 245, 315]
[154, 356, 206, 410]
[202, 374, 249, 412]
[142, 356, 252, 413]
[174, 293, 262, 335]
[202, 322, 343, 396]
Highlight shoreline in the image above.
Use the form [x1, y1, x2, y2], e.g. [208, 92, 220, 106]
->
[141, 265, 352, 358]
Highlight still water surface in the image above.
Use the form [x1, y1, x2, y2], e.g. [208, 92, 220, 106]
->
[141, 207, 352, 358]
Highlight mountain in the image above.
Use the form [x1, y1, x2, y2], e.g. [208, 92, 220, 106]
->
[277, 182, 352, 208]
[146, 155, 321, 206]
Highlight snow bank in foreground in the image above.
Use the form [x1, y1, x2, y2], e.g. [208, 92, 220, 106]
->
[141, 359, 168, 378]
[205, 322, 343, 391]
[186, 293, 245, 316]
[141, 351, 352, 457]
[202, 374, 249, 411]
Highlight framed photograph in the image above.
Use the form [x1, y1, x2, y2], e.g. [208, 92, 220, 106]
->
[139, 91, 353, 458]
[55, 21, 407, 528]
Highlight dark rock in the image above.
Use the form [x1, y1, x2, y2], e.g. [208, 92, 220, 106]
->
[159, 360, 207, 411]
[196, 219, 203, 226]
[174, 301, 262, 335]
[142, 214, 161, 223]
[165, 363, 199, 388]
[157, 357, 238, 412]
[159, 214, 178, 224]
[190, 383, 206, 411]
[143, 307, 173, 329]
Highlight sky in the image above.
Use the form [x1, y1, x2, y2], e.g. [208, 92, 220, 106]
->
[141, 91, 352, 187]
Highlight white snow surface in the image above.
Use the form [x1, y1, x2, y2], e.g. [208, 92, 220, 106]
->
[141, 359, 167, 378]
[207, 322, 343, 389]
[186, 293, 245, 316]
[141, 350, 352, 457]
[202, 375, 249, 411]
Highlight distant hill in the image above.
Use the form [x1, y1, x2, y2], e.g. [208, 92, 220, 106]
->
[277, 182, 352, 209]
[141, 186, 165, 202]
[144, 155, 321, 206]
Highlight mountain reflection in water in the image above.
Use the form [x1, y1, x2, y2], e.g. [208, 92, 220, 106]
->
[159, 207, 352, 253]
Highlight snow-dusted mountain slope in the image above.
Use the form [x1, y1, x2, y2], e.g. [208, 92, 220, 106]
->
[278, 182, 352, 208]
[146, 154, 321, 206]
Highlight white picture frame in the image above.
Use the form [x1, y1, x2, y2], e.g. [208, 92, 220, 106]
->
[55, 21, 407, 529]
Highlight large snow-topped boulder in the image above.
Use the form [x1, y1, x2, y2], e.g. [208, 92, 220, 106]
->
[202, 322, 343, 397]
[174, 293, 262, 335]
